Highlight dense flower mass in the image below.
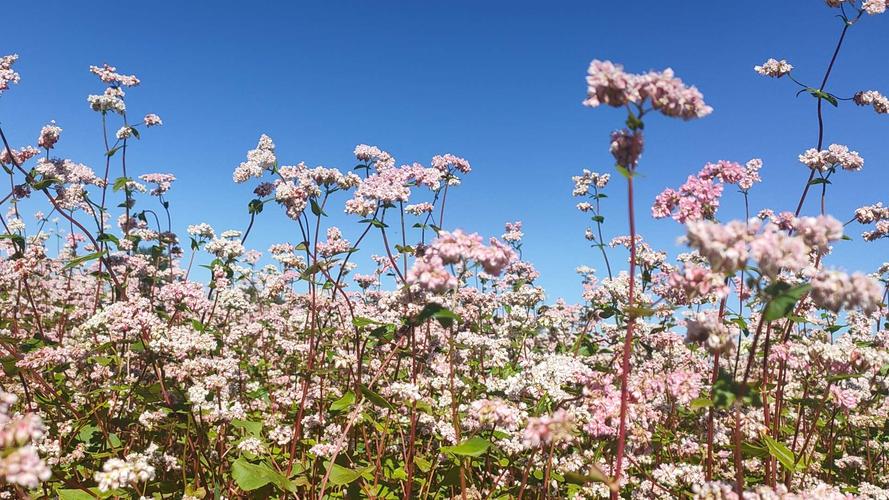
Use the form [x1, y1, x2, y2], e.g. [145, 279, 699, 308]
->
[584, 59, 713, 120]
[754, 58, 794, 78]
[0, 3, 886, 498]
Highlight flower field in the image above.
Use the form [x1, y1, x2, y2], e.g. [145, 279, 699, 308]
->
[1, 1, 889, 499]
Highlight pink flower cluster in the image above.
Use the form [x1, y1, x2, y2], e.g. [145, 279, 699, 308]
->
[233, 134, 276, 183]
[609, 129, 644, 168]
[862, 0, 889, 15]
[317, 227, 351, 258]
[666, 264, 728, 304]
[810, 269, 884, 314]
[143, 113, 163, 126]
[0, 54, 20, 95]
[754, 58, 793, 78]
[407, 230, 516, 293]
[522, 409, 574, 448]
[89, 63, 140, 87]
[502, 221, 524, 243]
[854, 90, 889, 114]
[37, 121, 62, 149]
[583, 60, 713, 120]
[571, 169, 610, 196]
[798, 144, 864, 172]
[652, 160, 762, 223]
[0, 393, 50, 489]
[139, 173, 176, 196]
[684, 310, 736, 355]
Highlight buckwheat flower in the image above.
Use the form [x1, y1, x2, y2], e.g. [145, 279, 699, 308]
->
[572, 169, 610, 196]
[502, 221, 524, 243]
[522, 409, 574, 448]
[143, 113, 163, 126]
[667, 265, 728, 304]
[830, 385, 859, 410]
[0, 145, 39, 166]
[317, 227, 351, 257]
[37, 121, 61, 149]
[233, 134, 276, 183]
[793, 215, 843, 254]
[95, 450, 156, 492]
[863, 220, 889, 241]
[115, 126, 133, 140]
[610, 129, 643, 168]
[862, 0, 888, 14]
[738, 158, 763, 191]
[87, 88, 127, 114]
[799, 144, 864, 172]
[583, 59, 634, 108]
[405, 202, 433, 215]
[685, 219, 758, 274]
[431, 153, 471, 174]
[237, 437, 264, 455]
[406, 254, 456, 293]
[354, 144, 395, 170]
[0, 54, 20, 95]
[89, 63, 140, 87]
[684, 311, 736, 355]
[854, 202, 889, 224]
[139, 173, 176, 196]
[187, 223, 215, 239]
[750, 223, 809, 278]
[1, 446, 51, 488]
[652, 174, 723, 223]
[810, 270, 848, 313]
[853, 90, 889, 114]
[754, 58, 793, 78]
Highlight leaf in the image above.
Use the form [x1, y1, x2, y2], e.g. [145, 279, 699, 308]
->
[248, 199, 264, 215]
[762, 435, 798, 472]
[310, 198, 326, 217]
[325, 462, 372, 486]
[352, 317, 380, 328]
[330, 391, 355, 412]
[564, 468, 617, 492]
[763, 284, 811, 321]
[57, 490, 96, 500]
[231, 458, 295, 493]
[64, 251, 104, 270]
[806, 88, 839, 107]
[414, 303, 461, 328]
[232, 419, 262, 437]
[689, 398, 713, 410]
[440, 437, 492, 457]
[808, 178, 831, 186]
[615, 164, 633, 179]
[360, 384, 393, 410]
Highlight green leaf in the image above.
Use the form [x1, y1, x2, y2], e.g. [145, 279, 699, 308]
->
[232, 458, 295, 493]
[325, 462, 372, 486]
[57, 490, 96, 500]
[310, 198, 326, 217]
[689, 398, 713, 410]
[762, 435, 798, 472]
[440, 437, 492, 457]
[360, 385, 393, 410]
[414, 303, 461, 328]
[808, 178, 831, 186]
[63, 251, 105, 270]
[248, 199, 264, 215]
[763, 284, 811, 321]
[330, 391, 355, 412]
[615, 164, 633, 179]
[807, 88, 838, 107]
[232, 419, 262, 438]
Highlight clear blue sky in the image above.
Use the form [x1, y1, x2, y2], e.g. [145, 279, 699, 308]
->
[2, 1, 887, 301]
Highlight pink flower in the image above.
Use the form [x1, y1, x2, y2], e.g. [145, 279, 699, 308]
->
[610, 129, 644, 169]
[37, 121, 61, 149]
[522, 410, 574, 448]
[89, 63, 140, 87]
[143, 113, 163, 126]
[584, 59, 712, 120]
[798, 144, 864, 172]
[0, 54, 20, 95]
[853, 90, 889, 114]
[406, 254, 456, 293]
[754, 58, 793, 78]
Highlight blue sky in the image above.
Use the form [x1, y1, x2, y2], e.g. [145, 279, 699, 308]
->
[2, 1, 887, 301]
